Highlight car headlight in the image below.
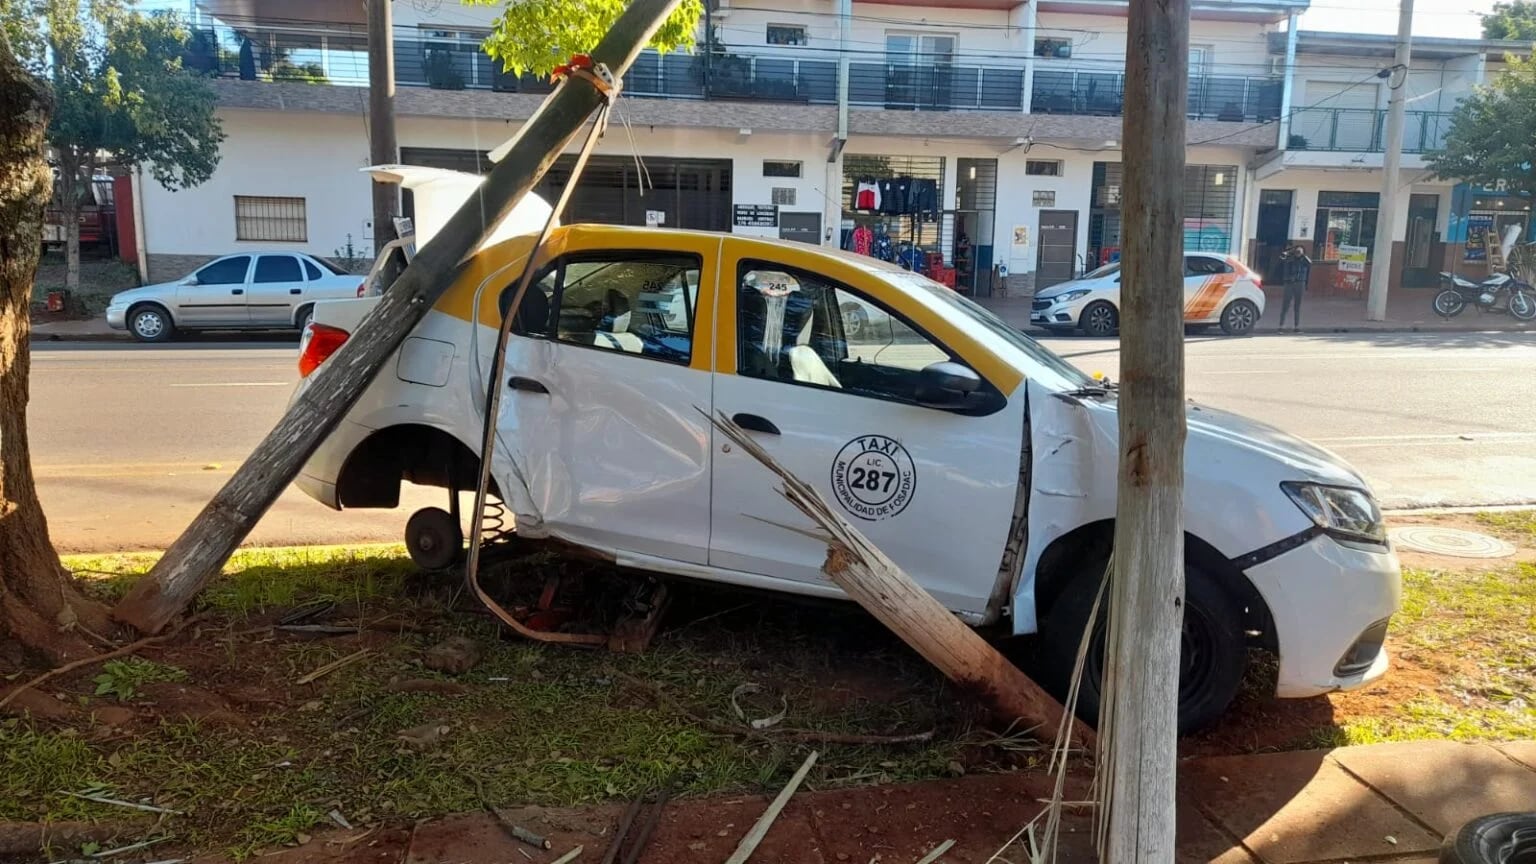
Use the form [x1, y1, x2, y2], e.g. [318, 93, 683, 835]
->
[1281, 482, 1386, 546]
[1056, 289, 1092, 302]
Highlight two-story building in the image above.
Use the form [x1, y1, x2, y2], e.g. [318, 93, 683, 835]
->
[129, 0, 1528, 303]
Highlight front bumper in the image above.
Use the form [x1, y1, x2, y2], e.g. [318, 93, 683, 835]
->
[105, 306, 127, 330]
[1029, 297, 1089, 329]
[1242, 533, 1401, 698]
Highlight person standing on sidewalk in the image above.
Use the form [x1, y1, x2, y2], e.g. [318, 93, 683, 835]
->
[1279, 245, 1312, 332]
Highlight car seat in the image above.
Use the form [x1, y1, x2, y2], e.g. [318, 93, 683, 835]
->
[788, 314, 840, 388]
[594, 289, 643, 353]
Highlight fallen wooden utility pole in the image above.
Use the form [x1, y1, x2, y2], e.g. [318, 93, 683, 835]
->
[112, 0, 686, 635]
[1098, 0, 1190, 857]
[708, 413, 1096, 751]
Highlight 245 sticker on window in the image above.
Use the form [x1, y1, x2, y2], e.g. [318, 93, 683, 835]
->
[830, 435, 916, 521]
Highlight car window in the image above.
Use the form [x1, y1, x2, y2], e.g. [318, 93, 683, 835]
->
[1184, 256, 1232, 276]
[194, 256, 251, 285]
[546, 254, 700, 364]
[1084, 262, 1121, 279]
[316, 257, 349, 276]
[737, 262, 952, 405]
[302, 258, 322, 280]
[254, 255, 303, 283]
[504, 267, 559, 337]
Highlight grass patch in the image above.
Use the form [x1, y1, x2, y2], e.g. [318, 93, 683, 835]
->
[65, 544, 414, 618]
[1323, 562, 1536, 745]
[1474, 509, 1536, 544]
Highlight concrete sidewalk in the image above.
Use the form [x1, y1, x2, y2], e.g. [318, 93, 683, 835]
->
[30, 315, 127, 341]
[244, 739, 1536, 863]
[981, 285, 1536, 335]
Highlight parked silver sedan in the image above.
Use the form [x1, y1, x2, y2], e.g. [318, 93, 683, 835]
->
[105, 252, 364, 342]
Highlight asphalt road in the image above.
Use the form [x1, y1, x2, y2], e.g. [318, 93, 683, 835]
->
[27, 331, 1536, 552]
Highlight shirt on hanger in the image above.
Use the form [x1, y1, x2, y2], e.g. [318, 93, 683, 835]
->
[854, 180, 880, 211]
[909, 178, 939, 215]
[852, 224, 873, 256]
[877, 178, 904, 214]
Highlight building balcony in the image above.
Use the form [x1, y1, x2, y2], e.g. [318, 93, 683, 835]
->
[185, 22, 1282, 128]
[1286, 107, 1453, 153]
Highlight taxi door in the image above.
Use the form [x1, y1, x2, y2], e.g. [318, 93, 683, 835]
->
[496, 230, 720, 565]
[706, 242, 1026, 618]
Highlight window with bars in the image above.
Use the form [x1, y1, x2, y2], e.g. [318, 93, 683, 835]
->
[766, 24, 808, 46]
[764, 160, 803, 178]
[234, 196, 308, 242]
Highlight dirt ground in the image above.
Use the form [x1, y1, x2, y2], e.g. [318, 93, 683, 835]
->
[3, 512, 1531, 862]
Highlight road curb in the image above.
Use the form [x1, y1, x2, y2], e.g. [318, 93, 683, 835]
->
[35, 332, 132, 343]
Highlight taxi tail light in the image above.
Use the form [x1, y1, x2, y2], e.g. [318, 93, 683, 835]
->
[298, 323, 349, 378]
[356, 281, 367, 297]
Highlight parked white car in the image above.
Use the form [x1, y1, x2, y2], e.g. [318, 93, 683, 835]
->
[105, 252, 364, 342]
[289, 217, 1399, 734]
[1030, 252, 1265, 337]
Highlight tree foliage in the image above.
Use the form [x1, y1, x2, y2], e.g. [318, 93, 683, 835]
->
[469, 0, 704, 77]
[1482, 0, 1536, 40]
[1426, 56, 1536, 199]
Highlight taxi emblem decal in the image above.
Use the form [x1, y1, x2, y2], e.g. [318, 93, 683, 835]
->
[830, 435, 917, 521]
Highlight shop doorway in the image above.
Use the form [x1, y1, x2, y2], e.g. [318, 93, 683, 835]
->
[954, 158, 998, 295]
[1036, 210, 1079, 290]
[1404, 193, 1440, 287]
[1256, 189, 1293, 282]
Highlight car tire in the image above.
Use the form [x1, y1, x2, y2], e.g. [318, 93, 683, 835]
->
[1079, 300, 1120, 337]
[1439, 812, 1536, 864]
[296, 305, 315, 332]
[1219, 299, 1260, 336]
[405, 506, 464, 571]
[1035, 561, 1248, 736]
[842, 303, 869, 340]
[127, 304, 175, 343]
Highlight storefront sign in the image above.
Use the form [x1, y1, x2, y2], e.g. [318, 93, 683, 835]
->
[1337, 244, 1367, 274]
[733, 204, 779, 228]
[1032, 190, 1055, 207]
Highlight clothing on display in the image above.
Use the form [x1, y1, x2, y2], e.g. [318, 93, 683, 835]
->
[851, 224, 873, 256]
[851, 176, 938, 217]
[854, 180, 880, 211]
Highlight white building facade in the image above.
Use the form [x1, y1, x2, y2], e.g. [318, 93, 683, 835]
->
[135, 0, 1529, 301]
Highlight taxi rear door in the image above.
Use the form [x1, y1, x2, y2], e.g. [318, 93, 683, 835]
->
[706, 241, 1026, 618]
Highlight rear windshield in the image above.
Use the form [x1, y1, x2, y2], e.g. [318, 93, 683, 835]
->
[314, 257, 350, 276]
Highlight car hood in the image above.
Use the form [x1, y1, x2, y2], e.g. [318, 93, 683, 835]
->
[107, 282, 177, 305]
[1035, 278, 1109, 300]
[1184, 401, 1368, 489]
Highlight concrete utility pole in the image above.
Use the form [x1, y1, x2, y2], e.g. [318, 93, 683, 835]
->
[1103, 0, 1188, 857]
[1367, 0, 1415, 321]
[368, 0, 401, 286]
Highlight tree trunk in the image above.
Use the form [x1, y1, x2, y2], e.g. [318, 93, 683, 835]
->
[112, 0, 688, 635]
[58, 152, 82, 292]
[0, 33, 116, 667]
[1100, 0, 1189, 859]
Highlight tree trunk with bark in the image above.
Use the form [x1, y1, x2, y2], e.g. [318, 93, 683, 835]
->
[58, 151, 82, 292]
[0, 33, 116, 666]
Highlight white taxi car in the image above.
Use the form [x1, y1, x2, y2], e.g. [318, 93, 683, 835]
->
[291, 223, 1397, 734]
[1030, 252, 1265, 337]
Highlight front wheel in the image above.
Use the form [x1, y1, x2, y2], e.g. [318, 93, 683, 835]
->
[1433, 289, 1466, 318]
[1219, 299, 1260, 336]
[1035, 562, 1248, 735]
[128, 304, 175, 343]
[1508, 290, 1536, 321]
[1079, 300, 1120, 337]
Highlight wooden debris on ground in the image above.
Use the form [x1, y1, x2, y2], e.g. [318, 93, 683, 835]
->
[723, 750, 818, 864]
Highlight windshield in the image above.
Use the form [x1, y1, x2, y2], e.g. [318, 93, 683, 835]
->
[881, 270, 1097, 389]
[1083, 262, 1121, 279]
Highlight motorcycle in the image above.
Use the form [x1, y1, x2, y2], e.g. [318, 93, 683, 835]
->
[1432, 270, 1536, 321]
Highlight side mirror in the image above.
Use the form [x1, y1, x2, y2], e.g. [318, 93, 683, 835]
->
[915, 361, 981, 406]
[182, 276, 199, 286]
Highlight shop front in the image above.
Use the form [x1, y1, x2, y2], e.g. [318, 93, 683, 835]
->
[1087, 162, 1239, 268]
[1447, 185, 1532, 277]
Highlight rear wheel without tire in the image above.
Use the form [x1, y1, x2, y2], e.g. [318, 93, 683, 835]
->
[1080, 300, 1120, 337]
[1220, 299, 1260, 336]
[405, 507, 463, 571]
[1035, 562, 1248, 736]
[1433, 289, 1466, 318]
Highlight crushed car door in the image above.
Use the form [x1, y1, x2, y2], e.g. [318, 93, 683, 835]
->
[496, 237, 717, 565]
[707, 254, 1025, 618]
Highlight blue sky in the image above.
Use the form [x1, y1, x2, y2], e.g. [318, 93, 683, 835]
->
[141, 0, 1499, 41]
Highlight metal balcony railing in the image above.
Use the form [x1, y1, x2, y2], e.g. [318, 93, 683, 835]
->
[1286, 107, 1454, 153]
[1030, 67, 1283, 121]
[185, 22, 1288, 123]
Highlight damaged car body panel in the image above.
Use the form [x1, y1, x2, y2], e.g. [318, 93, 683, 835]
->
[292, 223, 1403, 727]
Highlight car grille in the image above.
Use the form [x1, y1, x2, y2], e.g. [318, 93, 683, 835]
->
[1031, 299, 1052, 311]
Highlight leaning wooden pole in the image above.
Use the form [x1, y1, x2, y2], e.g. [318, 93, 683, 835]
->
[708, 413, 1096, 751]
[1100, 0, 1189, 858]
[112, 0, 685, 634]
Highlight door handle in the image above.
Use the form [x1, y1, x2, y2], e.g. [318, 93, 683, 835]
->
[289, 288, 302, 295]
[731, 413, 780, 435]
[508, 376, 549, 394]
[230, 288, 244, 295]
